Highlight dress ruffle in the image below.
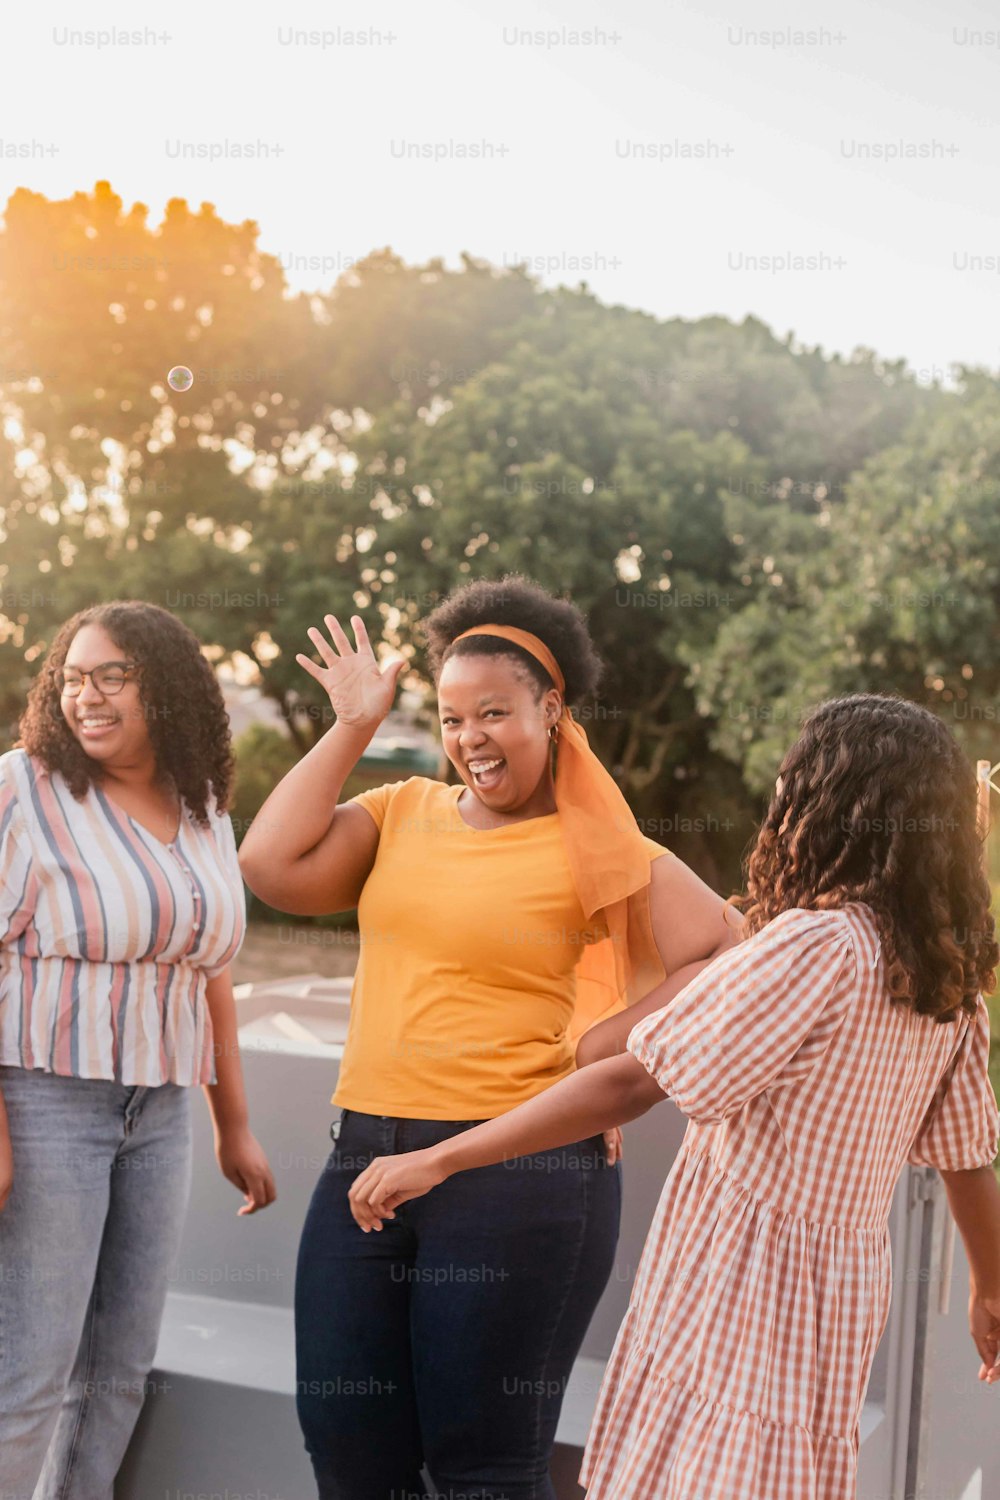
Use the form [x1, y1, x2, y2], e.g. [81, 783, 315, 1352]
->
[579, 1146, 890, 1500]
[581, 1350, 858, 1500]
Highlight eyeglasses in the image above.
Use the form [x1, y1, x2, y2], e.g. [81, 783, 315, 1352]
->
[58, 661, 138, 697]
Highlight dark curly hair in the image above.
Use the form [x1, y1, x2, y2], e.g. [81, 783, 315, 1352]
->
[737, 693, 997, 1022]
[19, 601, 233, 824]
[422, 575, 604, 708]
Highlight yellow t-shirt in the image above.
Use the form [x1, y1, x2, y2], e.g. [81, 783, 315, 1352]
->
[331, 776, 664, 1120]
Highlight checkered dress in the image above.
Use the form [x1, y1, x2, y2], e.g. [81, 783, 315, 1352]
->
[580, 903, 999, 1500]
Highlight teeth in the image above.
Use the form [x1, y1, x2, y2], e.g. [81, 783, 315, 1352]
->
[80, 717, 116, 726]
[469, 758, 503, 773]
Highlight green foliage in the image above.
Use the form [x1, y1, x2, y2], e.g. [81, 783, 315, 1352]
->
[0, 178, 995, 895]
[691, 372, 1000, 794]
[230, 723, 299, 848]
[3, 182, 1000, 1081]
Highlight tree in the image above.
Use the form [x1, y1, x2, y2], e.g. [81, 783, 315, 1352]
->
[0, 182, 975, 885]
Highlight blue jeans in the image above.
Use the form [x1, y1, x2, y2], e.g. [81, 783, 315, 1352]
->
[0, 1064, 192, 1500]
[295, 1109, 622, 1500]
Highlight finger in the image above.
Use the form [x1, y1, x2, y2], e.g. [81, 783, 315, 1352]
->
[354, 1194, 384, 1232]
[365, 1184, 398, 1220]
[350, 614, 377, 662]
[348, 1165, 378, 1203]
[360, 1178, 397, 1228]
[307, 625, 340, 669]
[352, 1161, 390, 1201]
[295, 653, 329, 685]
[248, 1173, 270, 1209]
[227, 1167, 258, 1217]
[355, 1202, 382, 1232]
[973, 1331, 996, 1367]
[324, 615, 356, 660]
[368, 1182, 401, 1213]
[349, 1170, 384, 1218]
[234, 1179, 257, 1216]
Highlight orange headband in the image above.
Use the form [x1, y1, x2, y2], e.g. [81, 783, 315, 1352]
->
[452, 624, 666, 1012]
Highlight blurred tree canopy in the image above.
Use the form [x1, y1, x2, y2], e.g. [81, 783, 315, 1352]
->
[2, 180, 1000, 889]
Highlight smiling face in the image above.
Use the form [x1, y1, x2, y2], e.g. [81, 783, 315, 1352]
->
[438, 652, 562, 814]
[59, 623, 155, 772]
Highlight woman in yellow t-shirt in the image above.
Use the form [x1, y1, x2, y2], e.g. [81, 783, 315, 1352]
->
[239, 576, 739, 1500]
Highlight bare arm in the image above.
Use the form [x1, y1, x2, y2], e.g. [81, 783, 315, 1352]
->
[348, 1054, 667, 1230]
[575, 854, 743, 1067]
[940, 1164, 1000, 1381]
[941, 1165, 1000, 1297]
[0, 1089, 11, 1213]
[437, 1053, 666, 1166]
[238, 723, 381, 914]
[202, 967, 276, 1215]
[238, 614, 403, 914]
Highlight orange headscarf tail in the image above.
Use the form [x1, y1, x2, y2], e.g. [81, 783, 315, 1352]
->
[451, 624, 667, 1014]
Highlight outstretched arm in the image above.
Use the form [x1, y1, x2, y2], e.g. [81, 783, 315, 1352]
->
[576, 855, 743, 1068]
[349, 1053, 667, 1231]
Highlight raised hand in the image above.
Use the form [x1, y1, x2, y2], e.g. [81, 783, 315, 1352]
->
[295, 614, 405, 731]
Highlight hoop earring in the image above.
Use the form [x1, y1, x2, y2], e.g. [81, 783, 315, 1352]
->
[548, 724, 559, 742]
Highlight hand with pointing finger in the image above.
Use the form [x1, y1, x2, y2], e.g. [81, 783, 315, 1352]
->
[296, 614, 406, 731]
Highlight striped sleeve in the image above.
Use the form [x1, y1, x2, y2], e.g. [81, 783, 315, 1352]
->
[201, 810, 247, 979]
[0, 755, 35, 947]
[627, 907, 857, 1124]
[907, 997, 999, 1171]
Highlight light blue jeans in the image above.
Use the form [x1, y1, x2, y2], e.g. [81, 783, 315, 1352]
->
[0, 1063, 192, 1500]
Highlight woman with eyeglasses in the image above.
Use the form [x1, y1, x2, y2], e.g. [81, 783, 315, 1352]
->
[0, 600, 276, 1500]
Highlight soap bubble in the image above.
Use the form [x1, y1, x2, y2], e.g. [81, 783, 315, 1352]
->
[167, 365, 194, 393]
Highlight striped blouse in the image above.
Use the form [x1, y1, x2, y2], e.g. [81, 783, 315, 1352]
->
[0, 748, 246, 1086]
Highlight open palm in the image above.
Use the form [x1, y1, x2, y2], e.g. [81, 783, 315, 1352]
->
[296, 614, 405, 729]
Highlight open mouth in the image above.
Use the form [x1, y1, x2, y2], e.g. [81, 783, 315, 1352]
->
[466, 756, 506, 790]
[76, 715, 120, 739]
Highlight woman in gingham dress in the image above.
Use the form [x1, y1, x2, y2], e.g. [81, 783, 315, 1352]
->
[349, 694, 1000, 1499]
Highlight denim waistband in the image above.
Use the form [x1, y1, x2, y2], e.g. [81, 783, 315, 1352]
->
[333, 1106, 608, 1166]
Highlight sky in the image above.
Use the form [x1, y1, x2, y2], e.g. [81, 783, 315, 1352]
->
[3, 0, 999, 384]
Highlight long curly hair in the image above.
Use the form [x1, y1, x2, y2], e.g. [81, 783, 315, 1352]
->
[738, 693, 997, 1022]
[19, 601, 233, 824]
[422, 574, 604, 707]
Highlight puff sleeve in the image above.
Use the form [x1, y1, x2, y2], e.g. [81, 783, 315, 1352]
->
[906, 997, 999, 1171]
[627, 906, 858, 1125]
